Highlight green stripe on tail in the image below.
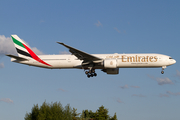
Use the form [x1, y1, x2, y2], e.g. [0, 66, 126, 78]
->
[11, 36, 25, 49]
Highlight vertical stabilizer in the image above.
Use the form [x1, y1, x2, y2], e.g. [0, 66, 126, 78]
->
[11, 35, 33, 59]
[11, 35, 51, 66]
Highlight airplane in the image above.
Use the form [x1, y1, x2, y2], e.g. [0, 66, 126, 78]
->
[6, 35, 176, 78]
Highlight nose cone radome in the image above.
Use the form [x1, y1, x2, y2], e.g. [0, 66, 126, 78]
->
[173, 59, 176, 64]
[169, 59, 176, 65]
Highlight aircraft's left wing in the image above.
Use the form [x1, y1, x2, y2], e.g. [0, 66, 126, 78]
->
[57, 42, 102, 63]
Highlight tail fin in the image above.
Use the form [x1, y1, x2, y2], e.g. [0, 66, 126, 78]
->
[11, 35, 34, 59]
[11, 35, 51, 66]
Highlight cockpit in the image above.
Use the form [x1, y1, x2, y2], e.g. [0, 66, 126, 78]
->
[168, 57, 176, 65]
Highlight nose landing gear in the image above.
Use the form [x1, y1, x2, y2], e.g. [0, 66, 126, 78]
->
[161, 66, 166, 74]
[85, 69, 97, 78]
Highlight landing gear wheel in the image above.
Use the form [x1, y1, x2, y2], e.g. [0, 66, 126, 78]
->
[85, 71, 89, 75]
[94, 73, 97, 76]
[85, 69, 97, 78]
[161, 71, 164, 74]
[87, 74, 91, 78]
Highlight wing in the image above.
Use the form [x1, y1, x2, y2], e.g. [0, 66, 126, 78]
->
[57, 42, 103, 63]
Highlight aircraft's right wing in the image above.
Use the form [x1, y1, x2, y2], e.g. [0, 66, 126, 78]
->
[57, 42, 103, 63]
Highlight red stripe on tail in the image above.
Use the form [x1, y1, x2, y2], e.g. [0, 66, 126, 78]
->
[23, 44, 52, 67]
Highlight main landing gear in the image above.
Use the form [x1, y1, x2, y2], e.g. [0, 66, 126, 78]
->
[85, 69, 97, 78]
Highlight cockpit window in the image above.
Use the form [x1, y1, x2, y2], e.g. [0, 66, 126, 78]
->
[169, 57, 173, 59]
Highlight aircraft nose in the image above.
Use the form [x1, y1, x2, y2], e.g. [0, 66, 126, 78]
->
[169, 59, 176, 65]
[173, 59, 176, 64]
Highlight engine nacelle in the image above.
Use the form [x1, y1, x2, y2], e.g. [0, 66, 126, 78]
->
[103, 59, 117, 68]
[102, 68, 119, 74]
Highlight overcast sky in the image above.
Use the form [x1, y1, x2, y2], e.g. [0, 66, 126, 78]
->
[0, 1, 180, 120]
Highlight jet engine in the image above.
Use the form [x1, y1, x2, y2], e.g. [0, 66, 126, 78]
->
[103, 59, 117, 68]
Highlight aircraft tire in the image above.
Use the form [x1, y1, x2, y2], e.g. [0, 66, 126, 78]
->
[94, 73, 97, 76]
[87, 74, 91, 78]
[85, 71, 89, 75]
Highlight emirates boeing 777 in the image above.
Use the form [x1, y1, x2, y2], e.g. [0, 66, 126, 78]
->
[7, 35, 176, 78]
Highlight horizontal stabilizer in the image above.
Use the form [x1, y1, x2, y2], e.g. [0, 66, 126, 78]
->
[6, 54, 28, 61]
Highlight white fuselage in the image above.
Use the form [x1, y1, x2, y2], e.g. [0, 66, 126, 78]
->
[11, 53, 176, 69]
[8, 35, 176, 77]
